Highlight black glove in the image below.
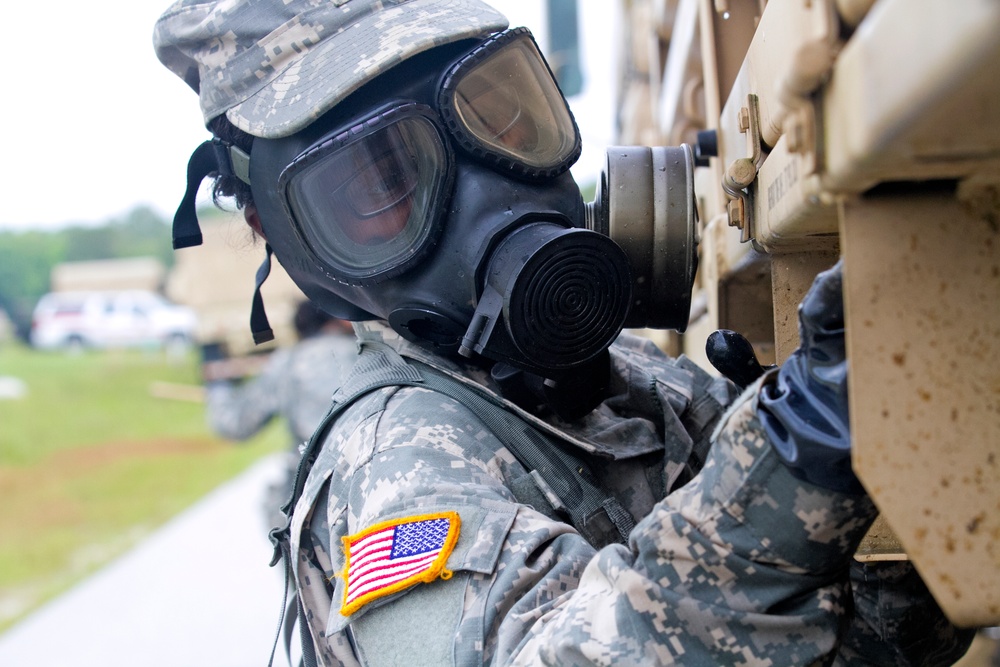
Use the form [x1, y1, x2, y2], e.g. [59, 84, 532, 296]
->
[758, 260, 863, 494]
[705, 329, 775, 390]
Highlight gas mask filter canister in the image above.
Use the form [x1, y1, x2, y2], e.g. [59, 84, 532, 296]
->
[457, 143, 698, 376]
[587, 144, 699, 332]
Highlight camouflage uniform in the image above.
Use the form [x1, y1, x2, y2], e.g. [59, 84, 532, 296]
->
[836, 561, 976, 666]
[288, 321, 880, 666]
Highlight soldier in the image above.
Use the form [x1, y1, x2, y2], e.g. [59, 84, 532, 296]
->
[153, 0, 971, 664]
[203, 300, 358, 529]
[204, 301, 357, 447]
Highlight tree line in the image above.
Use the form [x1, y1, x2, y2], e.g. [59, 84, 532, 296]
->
[0, 206, 176, 340]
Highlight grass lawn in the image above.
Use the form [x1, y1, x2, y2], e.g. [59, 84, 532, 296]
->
[0, 342, 284, 633]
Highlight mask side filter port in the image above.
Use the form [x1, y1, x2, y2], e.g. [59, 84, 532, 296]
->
[587, 144, 699, 331]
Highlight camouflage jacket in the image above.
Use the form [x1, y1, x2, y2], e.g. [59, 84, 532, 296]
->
[206, 331, 359, 446]
[288, 321, 880, 666]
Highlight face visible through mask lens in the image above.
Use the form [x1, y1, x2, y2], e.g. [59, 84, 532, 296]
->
[338, 140, 418, 245]
[444, 31, 578, 174]
[454, 80, 539, 154]
[278, 30, 579, 286]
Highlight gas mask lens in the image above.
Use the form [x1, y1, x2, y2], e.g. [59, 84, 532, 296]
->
[442, 28, 581, 178]
[280, 107, 450, 283]
[342, 150, 419, 224]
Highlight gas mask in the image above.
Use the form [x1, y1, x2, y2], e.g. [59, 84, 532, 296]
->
[175, 28, 698, 413]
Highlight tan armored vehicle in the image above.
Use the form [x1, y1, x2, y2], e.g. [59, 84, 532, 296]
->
[615, 0, 999, 627]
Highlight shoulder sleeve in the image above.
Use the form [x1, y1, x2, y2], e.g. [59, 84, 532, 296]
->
[307, 385, 598, 666]
[304, 376, 878, 667]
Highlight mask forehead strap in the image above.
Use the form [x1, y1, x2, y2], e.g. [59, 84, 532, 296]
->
[172, 141, 216, 249]
[173, 139, 253, 251]
[250, 243, 276, 345]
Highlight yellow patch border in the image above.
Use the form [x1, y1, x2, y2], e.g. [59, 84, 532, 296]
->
[340, 510, 461, 617]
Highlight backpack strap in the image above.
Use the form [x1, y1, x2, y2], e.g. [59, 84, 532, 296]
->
[268, 343, 425, 565]
[410, 361, 636, 547]
[267, 345, 426, 667]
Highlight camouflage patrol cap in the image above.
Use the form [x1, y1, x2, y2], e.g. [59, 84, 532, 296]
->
[153, 0, 509, 139]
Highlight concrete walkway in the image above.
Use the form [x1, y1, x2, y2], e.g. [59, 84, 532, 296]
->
[0, 454, 297, 667]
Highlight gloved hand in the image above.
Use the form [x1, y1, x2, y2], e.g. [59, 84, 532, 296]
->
[758, 260, 863, 494]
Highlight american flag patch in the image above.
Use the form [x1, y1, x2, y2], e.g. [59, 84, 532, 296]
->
[340, 511, 461, 616]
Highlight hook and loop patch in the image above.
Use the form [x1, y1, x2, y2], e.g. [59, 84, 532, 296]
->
[340, 511, 460, 616]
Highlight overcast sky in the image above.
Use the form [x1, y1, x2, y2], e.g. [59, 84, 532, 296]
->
[2, 2, 207, 230]
[1, 1, 616, 232]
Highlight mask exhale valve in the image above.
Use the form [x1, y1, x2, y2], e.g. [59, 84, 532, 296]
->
[586, 144, 699, 332]
[459, 222, 632, 375]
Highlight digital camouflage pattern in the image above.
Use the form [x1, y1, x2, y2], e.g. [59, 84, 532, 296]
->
[153, 0, 508, 138]
[286, 321, 885, 666]
[152, 2, 970, 663]
[835, 561, 977, 667]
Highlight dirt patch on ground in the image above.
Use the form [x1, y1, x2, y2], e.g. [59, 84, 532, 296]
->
[0, 437, 224, 499]
[50, 438, 225, 470]
[3, 437, 226, 522]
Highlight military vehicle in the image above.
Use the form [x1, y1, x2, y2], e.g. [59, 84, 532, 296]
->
[612, 0, 999, 628]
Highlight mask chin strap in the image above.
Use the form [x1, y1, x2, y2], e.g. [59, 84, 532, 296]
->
[250, 244, 276, 344]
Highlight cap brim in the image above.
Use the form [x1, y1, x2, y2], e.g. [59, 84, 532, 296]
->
[227, 0, 507, 138]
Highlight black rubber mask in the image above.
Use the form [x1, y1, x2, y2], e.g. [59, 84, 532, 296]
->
[217, 29, 697, 390]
